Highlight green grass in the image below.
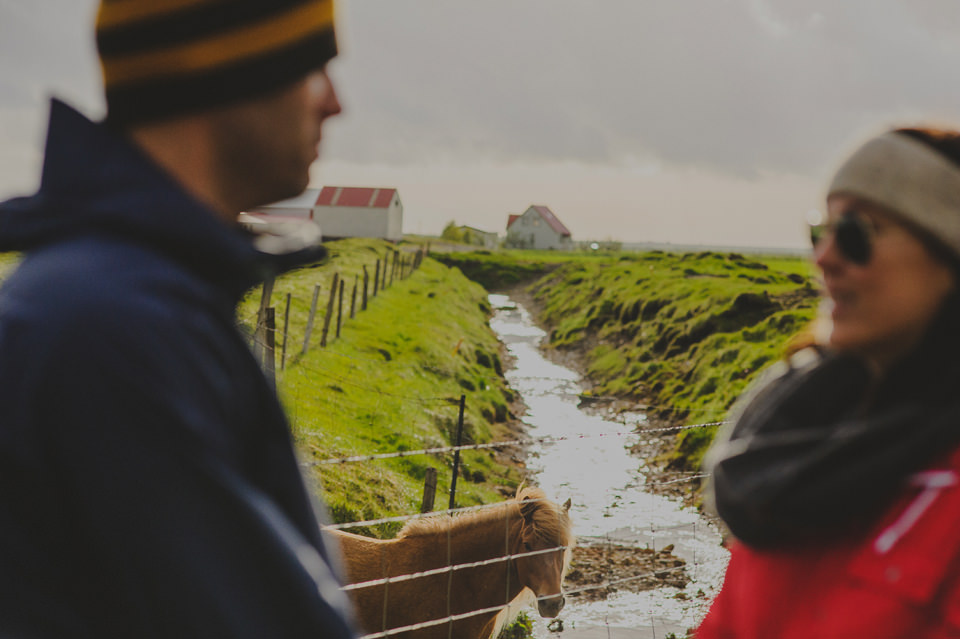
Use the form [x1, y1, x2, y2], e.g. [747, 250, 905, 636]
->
[238, 239, 523, 535]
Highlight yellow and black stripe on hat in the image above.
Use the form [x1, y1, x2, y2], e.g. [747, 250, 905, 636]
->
[97, 0, 337, 127]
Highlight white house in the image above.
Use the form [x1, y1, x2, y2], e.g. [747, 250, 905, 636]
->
[249, 186, 403, 241]
[505, 205, 572, 250]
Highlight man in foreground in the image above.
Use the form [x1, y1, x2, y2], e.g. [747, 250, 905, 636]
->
[0, 1, 355, 636]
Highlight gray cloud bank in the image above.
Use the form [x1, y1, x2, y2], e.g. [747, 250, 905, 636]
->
[4, 0, 960, 193]
[328, 0, 960, 176]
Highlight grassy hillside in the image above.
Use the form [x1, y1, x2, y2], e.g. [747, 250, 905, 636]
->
[237, 239, 524, 535]
[527, 250, 818, 470]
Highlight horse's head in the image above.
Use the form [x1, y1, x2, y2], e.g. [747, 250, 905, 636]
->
[513, 487, 573, 618]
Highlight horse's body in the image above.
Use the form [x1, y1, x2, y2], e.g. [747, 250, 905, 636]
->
[330, 487, 573, 639]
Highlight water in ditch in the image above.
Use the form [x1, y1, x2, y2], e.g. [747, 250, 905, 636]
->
[488, 294, 729, 639]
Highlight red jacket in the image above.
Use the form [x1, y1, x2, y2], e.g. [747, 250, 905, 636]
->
[698, 448, 960, 639]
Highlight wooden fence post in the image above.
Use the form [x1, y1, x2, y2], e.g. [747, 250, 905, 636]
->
[362, 266, 369, 311]
[320, 272, 339, 348]
[281, 293, 291, 371]
[336, 277, 344, 339]
[382, 252, 390, 288]
[263, 307, 276, 392]
[350, 275, 357, 319]
[421, 468, 438, 513]
[302, 284, 322, 356]
[373, 259, 380, 297]
[253, 276, 275, 362]
[449, 394, 466, 510]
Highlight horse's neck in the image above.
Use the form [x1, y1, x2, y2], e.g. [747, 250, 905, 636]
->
[389, 509, 530, 636]
[404, 509, 517, 563]
[456, 508, 517, 563]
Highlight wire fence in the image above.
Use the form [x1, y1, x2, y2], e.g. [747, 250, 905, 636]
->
[244, 244, 429, 388]
[314, 422, 726, 639]
[328, 491, 716, 639]
[244, 253, 727, 637]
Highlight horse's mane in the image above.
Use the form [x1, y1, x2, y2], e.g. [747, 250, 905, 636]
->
[397, 486, 572, 544]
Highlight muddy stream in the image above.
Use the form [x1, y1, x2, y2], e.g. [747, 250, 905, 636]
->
[489, 294, 729, 639]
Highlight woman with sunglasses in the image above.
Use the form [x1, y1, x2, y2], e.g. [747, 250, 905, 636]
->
[697, 127, 960, 639]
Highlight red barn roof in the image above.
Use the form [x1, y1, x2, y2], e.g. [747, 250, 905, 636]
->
[317, 187, 398, 209]
[507, 214, 520, 228]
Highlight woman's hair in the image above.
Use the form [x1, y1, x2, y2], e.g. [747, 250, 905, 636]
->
[895, 127, 960, 168]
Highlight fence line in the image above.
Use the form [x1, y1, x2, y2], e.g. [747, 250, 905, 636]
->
[353, 563, 689, 639]
[340, 544, 571, 592]
[306, 421, 727, 468]
[323, 470, 713, 535]
[246, 245, 428, 364]
[338, 526, 703, 594]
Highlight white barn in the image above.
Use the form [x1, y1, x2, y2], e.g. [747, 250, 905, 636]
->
[315, 186, 403, 241]
[505, 205, 572, 250]
[249, 186, 403, 241]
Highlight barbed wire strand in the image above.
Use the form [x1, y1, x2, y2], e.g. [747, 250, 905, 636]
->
[306, 421, 727, 468]
[340, 545, 571, 592]
[324, 473, 713, 534]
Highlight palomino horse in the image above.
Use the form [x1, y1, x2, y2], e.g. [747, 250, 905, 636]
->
[329, 486, 573, 639]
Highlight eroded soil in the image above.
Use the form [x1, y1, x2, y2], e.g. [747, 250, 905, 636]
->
[564, 543, 689, 602]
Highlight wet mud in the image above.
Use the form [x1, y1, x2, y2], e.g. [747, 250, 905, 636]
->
[565, 543, 689, 601]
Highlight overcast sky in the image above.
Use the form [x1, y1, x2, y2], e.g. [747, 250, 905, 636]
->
[4, 1, 960, 248]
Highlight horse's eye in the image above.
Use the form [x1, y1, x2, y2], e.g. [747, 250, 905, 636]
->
[523, 542, 532, 552]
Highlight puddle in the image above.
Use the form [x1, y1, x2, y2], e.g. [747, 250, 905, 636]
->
[489, 294, 728, 638]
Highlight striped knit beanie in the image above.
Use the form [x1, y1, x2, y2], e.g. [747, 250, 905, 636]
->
[96, 0, 337, 127]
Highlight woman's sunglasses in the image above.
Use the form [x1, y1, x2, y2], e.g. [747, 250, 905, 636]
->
[809, 211, 875, 265]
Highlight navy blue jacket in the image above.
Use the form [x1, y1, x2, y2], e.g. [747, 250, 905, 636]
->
[0, 100, 356, 638]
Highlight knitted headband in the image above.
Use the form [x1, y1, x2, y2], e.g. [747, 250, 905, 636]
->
[97, 0, 337, 127]
[828, 131, 960, 260]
